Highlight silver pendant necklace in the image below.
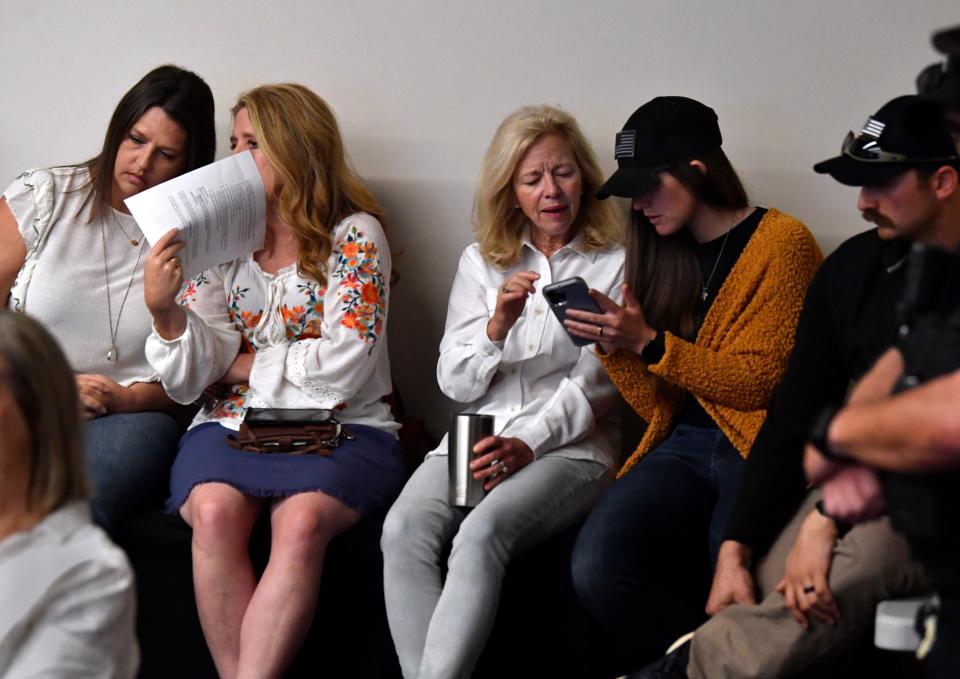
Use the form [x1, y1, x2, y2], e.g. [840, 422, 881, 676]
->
[101, 220, 146, 362]
[701, 227, 731, 301]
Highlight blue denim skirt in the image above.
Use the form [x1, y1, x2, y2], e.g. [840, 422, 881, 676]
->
[165, 421, 405, 516]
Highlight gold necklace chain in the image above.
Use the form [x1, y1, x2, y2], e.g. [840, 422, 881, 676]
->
[112, 210, 143, 247]
[100, 221, 146, 362]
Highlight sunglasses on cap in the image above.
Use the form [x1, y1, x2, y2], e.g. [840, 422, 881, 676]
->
[841, 130, 959, 164]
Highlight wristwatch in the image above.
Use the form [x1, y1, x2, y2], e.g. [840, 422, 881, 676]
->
[808, 404, 845, 460]
[814, 499, 853, 537]
[640, 330, 664, 364]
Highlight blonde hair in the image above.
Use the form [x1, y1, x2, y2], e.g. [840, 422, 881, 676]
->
[473, 105, 622, 267]
[232, 84, 385, 287]
[0, 311, 87, 513]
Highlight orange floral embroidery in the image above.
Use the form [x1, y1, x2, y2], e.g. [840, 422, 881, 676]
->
[332, 225, 385, 349]
[177, 273, 210, 307]
[361, 282, 380, 305]
[211, 278, 328, 418]
[210, 384, 250, 420]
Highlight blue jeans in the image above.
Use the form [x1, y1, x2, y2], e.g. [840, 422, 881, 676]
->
[86, 412, 183, 533]
[571, 425, 746, 671]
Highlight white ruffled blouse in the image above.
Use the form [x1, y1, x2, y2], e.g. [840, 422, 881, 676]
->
[4, 167, 157, 386]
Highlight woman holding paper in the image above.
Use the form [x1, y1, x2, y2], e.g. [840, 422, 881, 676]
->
[142, 83, 403, 678]
[0, 65, 216, 533]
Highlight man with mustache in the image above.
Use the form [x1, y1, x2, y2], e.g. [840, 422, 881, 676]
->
[637, 94, 959, 679]
[803, 27, 960, 675]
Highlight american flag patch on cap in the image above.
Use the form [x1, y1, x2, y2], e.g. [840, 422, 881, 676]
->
[615, 130, 636, 159]
[861, 117, 885, 139]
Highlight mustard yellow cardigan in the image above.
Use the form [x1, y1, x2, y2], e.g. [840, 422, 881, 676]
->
[603, 208, 823, 477]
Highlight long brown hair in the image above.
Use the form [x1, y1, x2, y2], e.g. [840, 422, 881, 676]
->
[82, 65, 215, 220]
[233, 84, 385, 287]
[626, 147, 748, 399]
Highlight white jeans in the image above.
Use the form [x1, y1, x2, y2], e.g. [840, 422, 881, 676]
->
[381, 453, 610, 679]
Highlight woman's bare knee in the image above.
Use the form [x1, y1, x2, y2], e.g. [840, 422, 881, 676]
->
[186, 484, 259, 548]
[271, 493, 360, 557]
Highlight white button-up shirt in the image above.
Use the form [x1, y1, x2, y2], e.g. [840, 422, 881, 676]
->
[0, 502, 138, 678]
[433, 231, 624, 466]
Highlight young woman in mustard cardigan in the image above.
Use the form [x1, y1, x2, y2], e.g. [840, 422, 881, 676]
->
[565, 96, 822, 671]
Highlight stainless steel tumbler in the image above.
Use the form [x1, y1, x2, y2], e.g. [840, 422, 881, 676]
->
[449, 413, 494, 507]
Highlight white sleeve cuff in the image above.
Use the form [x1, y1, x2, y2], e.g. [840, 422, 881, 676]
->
[284, 340, 347, 408]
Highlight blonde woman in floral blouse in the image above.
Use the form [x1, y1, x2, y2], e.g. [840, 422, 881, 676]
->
[142, 84, 403, 679]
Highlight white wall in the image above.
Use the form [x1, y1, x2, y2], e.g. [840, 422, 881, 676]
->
[2, 1, 957, 436]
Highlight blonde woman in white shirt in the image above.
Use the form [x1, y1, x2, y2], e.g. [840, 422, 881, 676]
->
[0, 311, 137, 678]
[381, 105, 625, 679]
[142, 84, 403, 679]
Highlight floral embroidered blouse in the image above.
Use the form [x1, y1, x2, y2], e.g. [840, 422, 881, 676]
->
[145, 212, 398, 434]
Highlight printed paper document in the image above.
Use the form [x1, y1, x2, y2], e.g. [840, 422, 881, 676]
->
[125, 151, 266, 278]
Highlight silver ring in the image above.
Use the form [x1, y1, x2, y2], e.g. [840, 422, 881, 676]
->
[500, 461, 508, 474]
[802, 585, 815, 594]
[501, 285, 510, 294]
[596, 325, 603, 337]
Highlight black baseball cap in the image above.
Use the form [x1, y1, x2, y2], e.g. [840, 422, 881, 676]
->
[597, 96, 722, 199]
[918, 25, 960, 107]
[916, 57, 960, 107]
[933, 24, 960, 55]
[813, 95, 958, 187]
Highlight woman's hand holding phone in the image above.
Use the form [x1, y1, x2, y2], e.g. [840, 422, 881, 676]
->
[564, 283, 657, 355]
[487, 270, 540, 342]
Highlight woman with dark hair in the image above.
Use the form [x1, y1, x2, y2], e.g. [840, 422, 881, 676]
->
[0, 310, 137, 677]
[0, 65, 216, 533]
[567, 96, 822, 670]
[143, 83, 403, 678]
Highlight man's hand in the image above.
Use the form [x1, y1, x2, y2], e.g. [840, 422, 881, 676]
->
[820, 463, 886, 524]
[805, 348, 906, 486]
[705, 540, 757, 615]
[803, 443, 844, 487]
